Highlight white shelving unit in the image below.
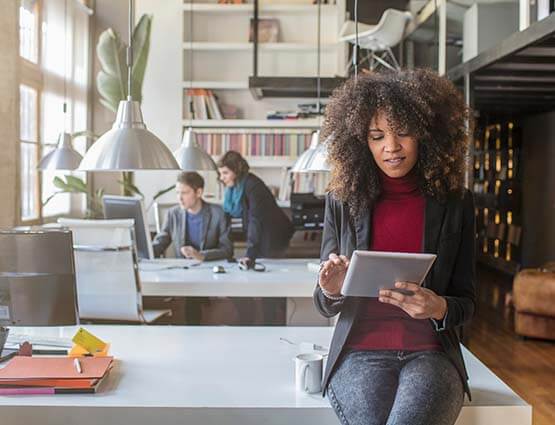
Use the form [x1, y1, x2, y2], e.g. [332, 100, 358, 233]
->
[135, 0, 345, 220]
[181, 0, 347, 123]
[186, 118, 320, 128]
[181, 3, 338, 13]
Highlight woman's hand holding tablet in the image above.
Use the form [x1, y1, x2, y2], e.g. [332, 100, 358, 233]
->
[318, 253, 350, 297]
[379, 282, 448, 320]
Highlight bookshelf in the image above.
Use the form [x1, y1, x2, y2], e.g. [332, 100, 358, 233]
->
[186, 119, 320, 128]
[135, 0, 345, 222]
[181, 0, 347, 124]
[473, 121, 522, 274]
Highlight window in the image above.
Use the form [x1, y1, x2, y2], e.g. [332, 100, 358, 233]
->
[19, 0, 39, 63]
[18, 0, 91, 223]
[19, 84, 40, 221]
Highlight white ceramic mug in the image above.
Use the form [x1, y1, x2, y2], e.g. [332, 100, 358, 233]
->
[295, 353, 323, 394]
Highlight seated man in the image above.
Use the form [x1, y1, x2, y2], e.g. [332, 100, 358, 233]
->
[152, 172, 233, 261]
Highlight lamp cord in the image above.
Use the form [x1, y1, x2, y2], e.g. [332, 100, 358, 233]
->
[127, 0, 133, 100]
[189, 0, 194, 128]
[63, 0, 68, 125]
[354, 0, 358, 80]
[316, 0, 321, 121]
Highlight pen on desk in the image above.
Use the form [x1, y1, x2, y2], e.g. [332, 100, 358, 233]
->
[74, 358, 82, 374]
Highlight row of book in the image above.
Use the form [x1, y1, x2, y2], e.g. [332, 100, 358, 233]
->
[196, 132, 313, 157]
[278, 170, 329, 201]
[183, 89, 223, 120]
[474, 122, 520, 150]
[473, 120, 522, 271]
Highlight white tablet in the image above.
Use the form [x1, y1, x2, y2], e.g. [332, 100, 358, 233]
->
[340, 250, 437, 298]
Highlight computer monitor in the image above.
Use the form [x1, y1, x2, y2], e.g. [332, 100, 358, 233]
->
[102, 195, 154, 260]
[0, 229, 79, 326]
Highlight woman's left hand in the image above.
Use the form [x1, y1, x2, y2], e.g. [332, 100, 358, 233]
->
[378, 282, 447, 320]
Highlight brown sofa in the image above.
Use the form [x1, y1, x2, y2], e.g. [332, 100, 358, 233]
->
[513, 262, 555, 340]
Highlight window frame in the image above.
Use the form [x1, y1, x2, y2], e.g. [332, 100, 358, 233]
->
[18, 0, 43, 225]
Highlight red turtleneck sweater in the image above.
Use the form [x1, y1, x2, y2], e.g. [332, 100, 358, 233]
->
[345, 170, 442, 352]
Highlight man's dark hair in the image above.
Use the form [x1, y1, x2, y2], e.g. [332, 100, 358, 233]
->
[177, 171, 204, 191]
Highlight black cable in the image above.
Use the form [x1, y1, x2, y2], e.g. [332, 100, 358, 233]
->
[433, 0, 438, 72]
[354, 0, 358, 80]
[316, 0, 321, 116]
[127, 0, 133, 99]
[63, 0, 67, 117]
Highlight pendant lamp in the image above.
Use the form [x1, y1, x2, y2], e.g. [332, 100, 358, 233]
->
[79, 0, 179, 171]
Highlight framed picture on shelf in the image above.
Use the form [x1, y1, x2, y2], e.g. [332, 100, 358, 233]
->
[249, 18, 280, 43]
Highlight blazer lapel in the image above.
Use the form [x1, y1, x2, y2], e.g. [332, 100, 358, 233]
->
[423, 196, 446, 287]
[353, 205, 371, 251]
[423, 196, 446, 254]
[200, 203, 211, 250]
[180, 209, 187, 250]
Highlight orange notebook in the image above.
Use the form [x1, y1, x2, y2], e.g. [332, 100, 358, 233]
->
[0, 378, 98, 389]
[0, 356, 113, 380]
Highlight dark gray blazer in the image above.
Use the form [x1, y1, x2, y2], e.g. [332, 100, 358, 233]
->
[241, 173, 294, 259]
[314, 190, 476, 400]
[152, 202, 233, 261]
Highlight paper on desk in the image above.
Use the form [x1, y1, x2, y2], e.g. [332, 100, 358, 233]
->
[0, 356, 113, 380]
[0, 378, 98, 388]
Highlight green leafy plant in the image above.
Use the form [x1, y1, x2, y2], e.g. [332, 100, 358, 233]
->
[45, 175, 174, 219]
[96, 15, 153, 196]
[44, 175, 105, 219]
[96, 14, 152, 112]
[117, 180, 175, 212]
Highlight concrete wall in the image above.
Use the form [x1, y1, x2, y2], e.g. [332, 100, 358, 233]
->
[0, 1, 19, 228]
[520, 111, 555, 267]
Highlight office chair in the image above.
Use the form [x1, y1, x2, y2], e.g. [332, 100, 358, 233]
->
[58, 218, 170, 324]
[339, 9, 413, 73]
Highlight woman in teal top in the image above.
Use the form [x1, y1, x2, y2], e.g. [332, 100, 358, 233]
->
[218, 151, 294, 267]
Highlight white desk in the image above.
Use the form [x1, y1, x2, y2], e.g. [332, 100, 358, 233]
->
[0, 326, 531, 425]
[139, 258, 327, 325]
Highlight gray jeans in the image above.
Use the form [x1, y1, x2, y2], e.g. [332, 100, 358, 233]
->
[327, 350, 464, 425]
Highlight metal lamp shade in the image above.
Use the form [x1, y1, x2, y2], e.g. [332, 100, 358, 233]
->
[38, 132, 83, 170]
[305, 134, 331, 172]
[79, 100, 180, 171]
[291, 130, 331, 173]
[174, 127, 217, 171]
[290, 130, 320, 173]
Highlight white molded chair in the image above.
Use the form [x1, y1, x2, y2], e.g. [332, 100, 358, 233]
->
[340, 9, 413, 73]
[152, 202, 178, 258]
[58, 218, 170, 324]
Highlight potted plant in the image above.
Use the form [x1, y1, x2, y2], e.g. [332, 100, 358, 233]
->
[96, 14, 153, 192]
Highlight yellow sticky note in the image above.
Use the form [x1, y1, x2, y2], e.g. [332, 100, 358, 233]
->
[69, 342, 111, 358]
[72, 328, 107, 354]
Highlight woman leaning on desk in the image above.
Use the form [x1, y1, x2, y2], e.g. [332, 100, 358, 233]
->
[217, 151, 294, 266]
[314, 69, 476, 425]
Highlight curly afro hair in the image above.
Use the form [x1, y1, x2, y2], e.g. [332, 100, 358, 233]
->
[322, 68, 472, 218]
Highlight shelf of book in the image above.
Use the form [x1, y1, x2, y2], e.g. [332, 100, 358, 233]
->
[223, 156, 297, 168]
[473, 121, 522, 275]
[181, 3, 338, 13]
[185, 119, 320, 128]
[185, 81, 249, 90]
[184, 42, 338, 51]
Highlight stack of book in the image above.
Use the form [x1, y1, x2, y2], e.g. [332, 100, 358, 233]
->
[197, 132, 312, 157]
[183, 89, 223, 120]
[0, 356, 114, 394]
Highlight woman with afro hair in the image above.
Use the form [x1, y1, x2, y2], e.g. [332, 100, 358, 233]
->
[314, 69, 476, 425]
